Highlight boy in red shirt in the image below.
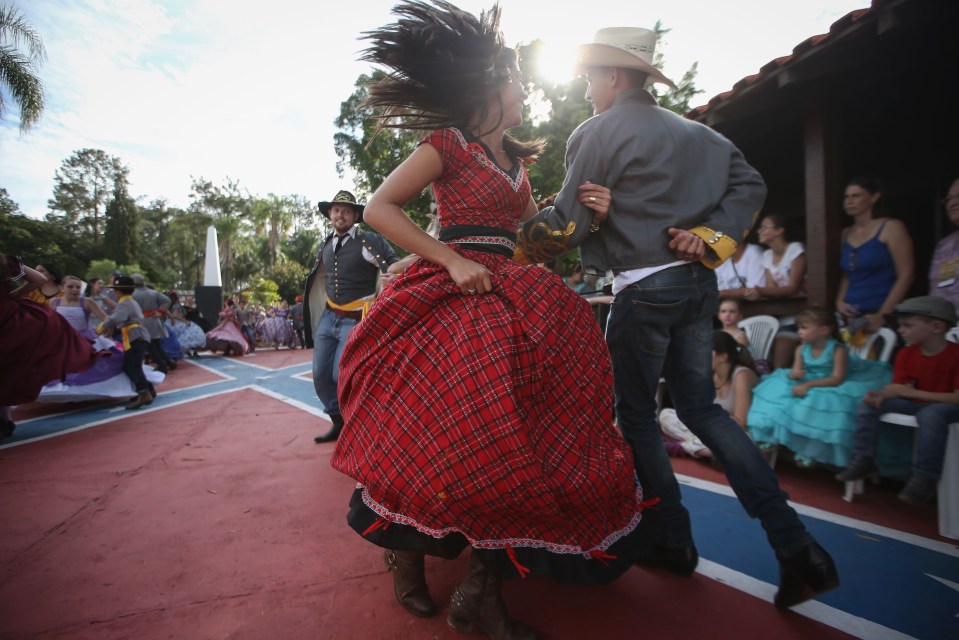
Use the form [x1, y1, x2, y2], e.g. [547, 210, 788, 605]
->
[837, 296, 959, 504]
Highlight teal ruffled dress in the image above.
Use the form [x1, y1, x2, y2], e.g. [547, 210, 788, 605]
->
[748, 339, 892, 468]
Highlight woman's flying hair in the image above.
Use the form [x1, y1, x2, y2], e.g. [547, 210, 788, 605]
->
[359, 1, 543, 158]
[361, 0, 505, 129]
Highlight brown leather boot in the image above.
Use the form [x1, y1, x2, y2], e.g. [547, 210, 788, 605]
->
[447, 552, 536, 640]
[384, 549, 435, 618]
[125, 390, 154, 410]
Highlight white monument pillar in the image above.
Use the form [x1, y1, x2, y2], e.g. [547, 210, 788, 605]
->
[204, 226, 222, 286]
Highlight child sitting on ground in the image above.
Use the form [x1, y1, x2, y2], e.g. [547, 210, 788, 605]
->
[718, 299, 749, 349]
[660, 331, 759, 458]
[748, 308, 892, 468]
[836, 296, 959, 504]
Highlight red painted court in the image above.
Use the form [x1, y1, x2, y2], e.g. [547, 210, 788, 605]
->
[1, 349, 954, 639]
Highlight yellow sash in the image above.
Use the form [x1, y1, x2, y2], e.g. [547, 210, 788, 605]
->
[327, 298, 374, 318]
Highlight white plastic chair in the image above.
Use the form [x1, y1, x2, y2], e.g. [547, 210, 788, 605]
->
[847, 327, 898, 362]
[738, 315, 780, 362]
[947, 326, 959, 344]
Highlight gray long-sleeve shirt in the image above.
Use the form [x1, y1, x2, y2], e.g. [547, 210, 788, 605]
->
[519, 88, 766, 273]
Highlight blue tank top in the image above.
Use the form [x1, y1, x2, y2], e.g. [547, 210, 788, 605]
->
[839, 220, 896, 313]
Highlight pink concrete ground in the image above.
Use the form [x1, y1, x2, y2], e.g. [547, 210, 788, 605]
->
[0, 350, 942, 639]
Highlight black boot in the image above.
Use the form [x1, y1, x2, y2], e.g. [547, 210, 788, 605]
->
[125, 390, 154, 411]
[774, 541, 839, 609]
[384, 549, 436, 617]
[314, 413, 343, 443]
[447, 552, 536, 640]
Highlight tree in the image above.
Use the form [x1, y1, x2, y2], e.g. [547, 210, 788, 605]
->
[0, 3, 45, 132]
[48, 148, 130, 251]
[648, 21, 703, 116]
[333, 71, 434, 231]
[103, 181, 140, 266]
[188, 177, 253, 293]
[0, 188, 84, 274]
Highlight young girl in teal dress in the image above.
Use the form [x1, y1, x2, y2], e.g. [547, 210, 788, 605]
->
[748, 309, 892, 467]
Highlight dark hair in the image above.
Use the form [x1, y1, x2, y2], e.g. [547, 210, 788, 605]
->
[360, 0, 544, 159]
[846, 174, 883, 195]
[83, 277, 102, 297]
[38, 261, 63, 284]
[713, 330, 757, 378]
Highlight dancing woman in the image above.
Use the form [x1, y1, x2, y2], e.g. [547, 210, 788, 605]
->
[330, 2, 653, 638]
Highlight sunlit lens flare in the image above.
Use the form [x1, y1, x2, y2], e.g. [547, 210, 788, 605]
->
[530, 43, 577, 86]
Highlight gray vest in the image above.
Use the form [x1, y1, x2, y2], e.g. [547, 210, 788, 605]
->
[324, 236, 380, 304]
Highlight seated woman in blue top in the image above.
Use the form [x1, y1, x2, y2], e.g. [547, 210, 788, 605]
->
[835, 175, 914, 336]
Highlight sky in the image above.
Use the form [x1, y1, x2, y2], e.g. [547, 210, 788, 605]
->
[1, 0, 870, 220]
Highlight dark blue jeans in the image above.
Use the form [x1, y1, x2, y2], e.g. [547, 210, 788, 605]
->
[124, 339, 154, 395]
[853, 397, 959, 480]
[606, 263, 812, 558]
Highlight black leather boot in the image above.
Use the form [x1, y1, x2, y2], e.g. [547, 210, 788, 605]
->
[384, 549, 436, 617]
[314, 412, 343, 443]
[447, 552, 536, 640]
[774, 541, 839, 609]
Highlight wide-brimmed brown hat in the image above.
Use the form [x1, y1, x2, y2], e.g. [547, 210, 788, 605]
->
[575, 27, 676, 88]
[318, 190, 365, 222]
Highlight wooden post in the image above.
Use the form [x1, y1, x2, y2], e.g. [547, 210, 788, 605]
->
[803, 95, 843, 311]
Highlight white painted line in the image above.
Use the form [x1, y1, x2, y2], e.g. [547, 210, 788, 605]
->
[0, 386, 251, 449]
[248, 384, 330, 420]
[696, 558, 917, 640]
[677, 474, 959, 556]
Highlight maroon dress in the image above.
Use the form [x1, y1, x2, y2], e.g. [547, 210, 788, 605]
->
[1, 256, 99, 406]
[331, 130, 654, 583]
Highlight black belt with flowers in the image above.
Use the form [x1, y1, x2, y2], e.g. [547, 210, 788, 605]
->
[438, 225, 516, 258]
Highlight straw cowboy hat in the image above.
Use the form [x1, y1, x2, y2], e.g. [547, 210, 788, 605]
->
[576, 27, 676, 89]
[318, 190, 365, 222]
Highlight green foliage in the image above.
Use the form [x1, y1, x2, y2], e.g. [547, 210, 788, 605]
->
[0, 3, 46, 132]
[103, 182, 139, 265]
[0, 190, 85, 275]
[333, 72, 435, 233]
[268, 260, 310, 304]
[85, 259, 115, 285]
[648, 21, 703, 116]
[244, 276, 280, 307]
[47, 148, 130, 252]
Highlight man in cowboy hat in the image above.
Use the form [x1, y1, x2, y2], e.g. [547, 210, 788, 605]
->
[516, 27, 838, 609]
[98, 276, 156, 410]
[303, 189, 398, 443]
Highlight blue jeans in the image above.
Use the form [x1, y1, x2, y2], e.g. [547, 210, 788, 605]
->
[853, 397, 959, 480]
[311, 309, 358, 416]
[606, 263, 812, 557]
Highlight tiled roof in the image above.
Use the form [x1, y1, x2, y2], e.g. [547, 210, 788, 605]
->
[686, 4, 876, 119]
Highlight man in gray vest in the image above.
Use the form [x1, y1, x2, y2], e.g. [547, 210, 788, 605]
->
[303, 190, 398, 443]
[516, 27, 837, 609]
[131, 273, 175, 373]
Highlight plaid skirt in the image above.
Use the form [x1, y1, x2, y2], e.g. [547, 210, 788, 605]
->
[331, 248, 652, 582]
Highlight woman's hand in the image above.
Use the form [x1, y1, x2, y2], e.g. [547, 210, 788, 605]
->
[836, 301, 859, 318]
[788, 369, 805, 380]
[446, 255, 492, 296]
[577, 181, 610, 223]
[791, 383, 810, 398]
[864, 313, 885, 334]
[743, 287, 760, 301]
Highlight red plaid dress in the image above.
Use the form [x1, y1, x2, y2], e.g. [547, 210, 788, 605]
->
[331, 129, 649, 580]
